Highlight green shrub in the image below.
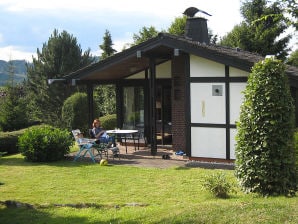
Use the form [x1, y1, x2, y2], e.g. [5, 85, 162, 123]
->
[62, 92, 89, 131]
[62, 92, 100, 133]
[0, 128, 28, 154]
[202, 172, 234, 198]
[18, 125, 73, 162]
[294, 131, 298, 178]
[235, 58, 297, 196]
[100, 114, 117, 130]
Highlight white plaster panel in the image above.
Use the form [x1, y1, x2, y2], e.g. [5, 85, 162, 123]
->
[190, 83, 226, 124]
[230, 66, 249, 77]
[190, 55, 225, 77]
[126, 71, 145, 79]
[230, 83, 247, 124]
[191, 127, 226, 159]
[230, 128, 237, 160]
[156, 61, 171, 78]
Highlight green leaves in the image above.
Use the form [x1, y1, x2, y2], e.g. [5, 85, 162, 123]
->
[18, 125, 73, 162]
[235, 58, 297, 196]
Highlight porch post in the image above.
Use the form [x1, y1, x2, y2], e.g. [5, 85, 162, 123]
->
[116, 83, 123, 128]
[87, 84, 94, 126]
[149, 57, 157, 155]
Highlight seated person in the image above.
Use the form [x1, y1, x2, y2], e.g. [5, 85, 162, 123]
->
[91, 119, 112, 145]
[92, 119, 106, 139]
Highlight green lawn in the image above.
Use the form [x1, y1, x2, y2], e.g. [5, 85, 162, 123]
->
[0, 154, 297, 224]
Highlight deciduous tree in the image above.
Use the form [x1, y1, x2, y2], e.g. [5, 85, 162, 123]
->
[220, 0, 291, 60]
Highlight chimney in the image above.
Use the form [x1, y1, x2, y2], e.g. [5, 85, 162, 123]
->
[185, 17, 209, 44]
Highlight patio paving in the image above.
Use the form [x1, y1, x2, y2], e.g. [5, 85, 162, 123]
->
[68, 144, 234, 170]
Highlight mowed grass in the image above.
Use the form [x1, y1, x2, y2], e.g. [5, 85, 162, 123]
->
[0, 154, 297, 224]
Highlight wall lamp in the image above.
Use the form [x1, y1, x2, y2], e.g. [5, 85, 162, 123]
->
[136, 50, 142, 58]
[174, 48, 180, 56]
[47, 78, 65, 85]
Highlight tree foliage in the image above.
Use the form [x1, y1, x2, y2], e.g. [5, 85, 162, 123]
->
[132, 26, 159, 46]
[0, 84, 29, 131]
[287, 50, 298, 66]
[235, 58, 297, 196]
[94, 30, 117, 117]
[220, 0, 291, 60]
[26, 29, 94, 126]
[94, 85, 116, 117]
[99, 29, 117, 60]
[0, 61, 29, 131]
[62, 92, 89, 132]
[168, 16, 187, 36]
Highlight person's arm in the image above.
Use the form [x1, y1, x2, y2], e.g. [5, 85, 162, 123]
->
[95, 129, 105, 138]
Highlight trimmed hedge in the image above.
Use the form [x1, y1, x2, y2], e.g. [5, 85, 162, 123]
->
[235, 59, 297, 196]
[99, 114, 117, 130]
[0, 128, 27, 154]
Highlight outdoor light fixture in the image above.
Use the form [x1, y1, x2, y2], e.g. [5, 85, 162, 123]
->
[136, 50, 142, 58]
[71, 79, 76, 86]
[174, 48, 179, 56]
[47, 78, 65, 85]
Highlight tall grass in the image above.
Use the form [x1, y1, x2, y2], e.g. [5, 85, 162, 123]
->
[0, 154, 297, 224]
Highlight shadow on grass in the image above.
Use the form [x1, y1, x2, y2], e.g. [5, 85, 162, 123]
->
[0, 206, 87, 224]
[0, 155, 98, 168]
[0, 206, 123, 224]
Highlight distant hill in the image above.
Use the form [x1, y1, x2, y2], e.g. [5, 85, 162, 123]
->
[0, 60, 28, 86]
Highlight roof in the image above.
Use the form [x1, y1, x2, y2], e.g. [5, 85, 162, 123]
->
[64, 32, 298, 83]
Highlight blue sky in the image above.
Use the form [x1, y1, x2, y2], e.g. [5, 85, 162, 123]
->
[0, 0, 296, 62]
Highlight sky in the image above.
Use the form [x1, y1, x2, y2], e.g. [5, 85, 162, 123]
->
[0, 0, 296, 62]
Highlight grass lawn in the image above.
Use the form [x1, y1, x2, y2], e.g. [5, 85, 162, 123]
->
[0, 154, 297, 224]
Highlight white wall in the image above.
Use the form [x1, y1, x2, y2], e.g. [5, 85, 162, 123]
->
[156, 61, 171, 78]
[189, 55, 250, 160]
[126, 60, 171, 79]
[191, 127, 226, 158]
[230, 67, 249, 77]
[190, 55, 225, 77]
[190, 83, 226, 124]
[127, 71, 145, 79]
[230, 83, 247, 124]
[230, 128, 237, 160]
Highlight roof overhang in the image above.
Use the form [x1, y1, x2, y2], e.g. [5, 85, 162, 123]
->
[63, 33, 298, 84]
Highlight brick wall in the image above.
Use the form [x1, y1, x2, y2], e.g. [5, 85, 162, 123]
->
[171, 55, 187, 152]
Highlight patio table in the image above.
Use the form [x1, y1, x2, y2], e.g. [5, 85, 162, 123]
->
[106, 130, 138, 153]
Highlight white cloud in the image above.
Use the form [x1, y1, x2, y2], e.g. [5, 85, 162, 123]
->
[0, 0, 243, 61]
[0, 46, 35, 62]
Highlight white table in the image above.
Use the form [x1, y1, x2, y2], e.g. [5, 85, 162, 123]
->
[106, 130, 139, 153]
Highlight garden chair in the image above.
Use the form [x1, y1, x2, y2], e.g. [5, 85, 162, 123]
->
[88, 129, 120, 160]
[72, 129, 105, 162]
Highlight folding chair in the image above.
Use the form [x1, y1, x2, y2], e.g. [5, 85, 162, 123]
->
[97, 135, 120, 160]
[72, 129, 104, 162]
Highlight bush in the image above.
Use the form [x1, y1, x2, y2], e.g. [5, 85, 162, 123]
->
[235, 59, 297, 196]
[62, 92, 89, 132]
[100, 114, 117, 130]
[18, 125, 73, 162]
[294, 131, 298, 178]
[202, 172, 234, 198]
[62, 92, 100, 133]
[0, 128, 27, 154]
